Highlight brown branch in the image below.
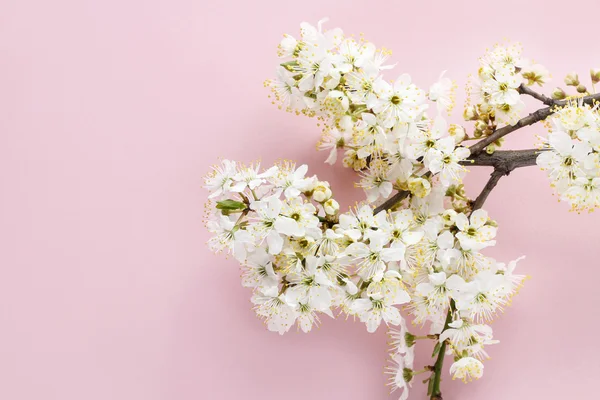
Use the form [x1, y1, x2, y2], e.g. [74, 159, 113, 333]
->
[469, 88, 600, 156]
[471, 170, 505, 211]
[373, 190, 410, 214]
[462, 148, 545, 210]
[461, 148, 543, 170]
[518, 84, 555, 106]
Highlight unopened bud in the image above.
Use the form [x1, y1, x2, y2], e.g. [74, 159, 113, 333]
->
[463, 106, 478, 121]
[323, 199, 339, 215]
[576, 84, 588, 94]
[591, 68, 600, 84]
[485, 144, 496, 154]
[442, 209, 458, 226]
[449, 124, 467, 143]
[551, 87, 566, 100]
[408, 177, 431, 198]
[312, 181, 332, 202]
[564, 72, 579, 86]
[475, 120, 488, 132]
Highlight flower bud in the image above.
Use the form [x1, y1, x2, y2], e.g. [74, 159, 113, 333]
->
[564, 72, 579, 86]
[478, 102, 492, 115]
[463, 106, 478, 121]
[323, 199, 339, 215]
[475, 120, 488, 132]
[576, 84, 588, 94]
[442, 209, 457, 226]
[551, 87, 566, 100]
[485, 144, 496, 154]
[408, 177, 431, 198]
[312, 181, 332, 202]
[449, 124, 467, 143]
[591, 68, 600, 84]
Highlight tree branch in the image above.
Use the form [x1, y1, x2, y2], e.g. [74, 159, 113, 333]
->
[469, 89, 600, 156]
[518, 84, 555, 106]
[373, 190, 410, 214]
[471, 170, 506, 211]
[461, 149, 543, 170]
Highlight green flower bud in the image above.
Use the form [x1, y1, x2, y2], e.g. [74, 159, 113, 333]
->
[551, 87, 567, 100]
[564, 72, 579, 86]
[591, 68, 600, 84]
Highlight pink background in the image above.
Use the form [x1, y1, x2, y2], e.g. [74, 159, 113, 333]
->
[1, 1, 599, 399]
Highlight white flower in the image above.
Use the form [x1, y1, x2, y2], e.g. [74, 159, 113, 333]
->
[429, 71, 455, 114]
[358, 160, 394, 203]
[241, 249, 279, 289]
[337, 38, 376, 72]
[564, 176, 600, 210]
[318, 115, 354, 165]
[439, 318, 497, 355]
[274, 197, 320, 238]
[204, 159, 237, 198]
[373, 74, 427, 123]
[482, 69, 521, 106]
[494, 99, 525, 125]
[206, 214, 253, 261]
[286, 256, 334, 311]
[345, 70, 380, 105]
[521, 63, 550, 86]
[249, 196, 285, 255]
[349, 286, 410, 333]
[415, 271, 451, 309]
[379, 209, 424, 250]
[385, 352, 413, 400]
[344, 231, 403, 278]
[252, 286, 299, 335]
[338, 205, 380, 240]
[427, 138, 470, 186]
[446, 270, 506, 322]
[268, 67, 306, 110]
[449, 357, 484, 382]
[454, 210, 497, 251]
[231, 165, 278, 192]
[271, 164, 311, 198]
[407, 116, 447, 161]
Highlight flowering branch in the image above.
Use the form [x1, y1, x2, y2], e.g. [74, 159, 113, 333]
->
[204, 19, 600, 400]
[469, 89, 600, 156]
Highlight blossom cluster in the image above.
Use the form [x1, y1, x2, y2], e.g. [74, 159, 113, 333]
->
[197, 18, 600, 400]
[266, 19, 470, 204]
[466, 42, 550, 135]
[204, 157, 526, 399]
[537, 100, 600, 211]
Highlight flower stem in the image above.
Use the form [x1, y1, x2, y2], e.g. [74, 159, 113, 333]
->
[429, 301, 455, 400]
[415, 335, 438, 340]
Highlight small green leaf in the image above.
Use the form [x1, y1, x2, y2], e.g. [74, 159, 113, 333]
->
[431, 342, 442, 358]
[216, 199, 247, 211]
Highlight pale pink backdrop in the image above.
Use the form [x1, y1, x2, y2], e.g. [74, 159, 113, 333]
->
[1, 0, 599, 399]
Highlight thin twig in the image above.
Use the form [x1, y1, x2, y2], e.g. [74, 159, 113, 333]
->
[518, 84, 555, 106]
[471, 169, 506, 211]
